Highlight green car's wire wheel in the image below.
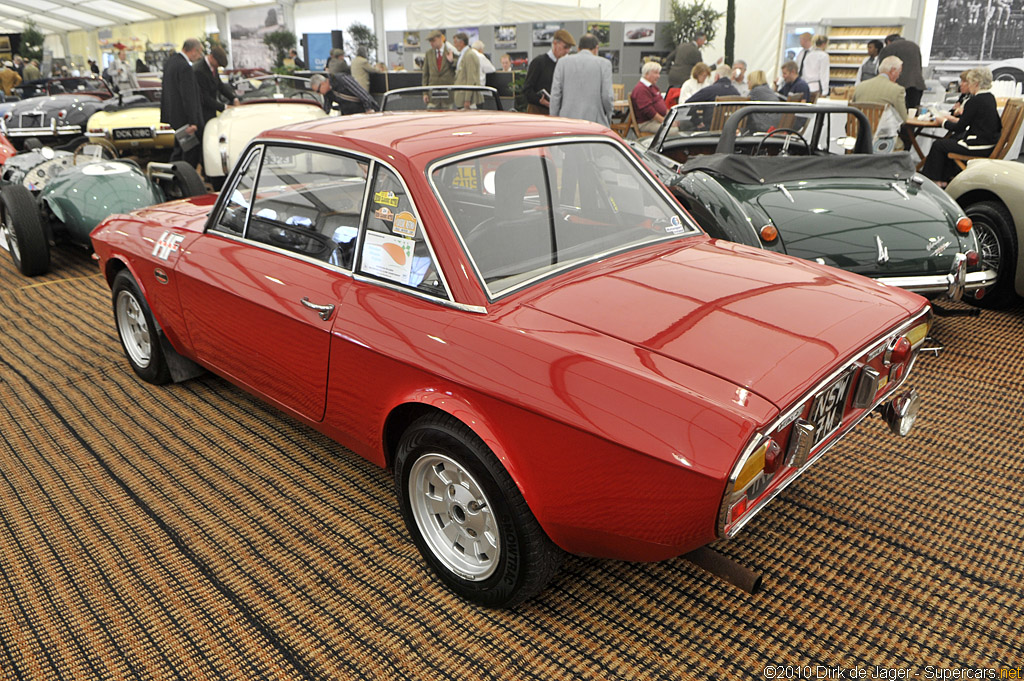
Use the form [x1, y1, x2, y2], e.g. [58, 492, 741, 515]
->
[0, 184, 50, 277]
[965, 200, 1017, 309]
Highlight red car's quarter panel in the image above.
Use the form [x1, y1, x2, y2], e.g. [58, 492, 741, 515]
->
[523, 238, 926, 409]
[322, 280, 779, 559]
[174, 233, 343, 422]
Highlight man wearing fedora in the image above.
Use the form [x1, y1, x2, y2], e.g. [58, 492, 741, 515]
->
[523, 29, 575, 115]
[421, 30, 456, 107]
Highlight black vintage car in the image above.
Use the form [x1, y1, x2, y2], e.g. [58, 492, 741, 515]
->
[1, 77, 147, 150]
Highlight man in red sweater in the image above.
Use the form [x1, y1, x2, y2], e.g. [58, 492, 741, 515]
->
[631, 61, 668, 134]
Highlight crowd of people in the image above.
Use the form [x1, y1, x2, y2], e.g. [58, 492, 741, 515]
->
[11, 26, 1000, 189]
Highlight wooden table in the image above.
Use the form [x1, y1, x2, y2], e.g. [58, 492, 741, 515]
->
[901, 117, 944, 170]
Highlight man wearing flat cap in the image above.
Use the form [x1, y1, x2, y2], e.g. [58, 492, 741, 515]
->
[523, 29, 574, 115]
[422, 30, 456, 106]
[194, 45, 239, 134]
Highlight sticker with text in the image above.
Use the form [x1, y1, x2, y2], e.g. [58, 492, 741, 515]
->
[361, 231, 414, 285]
[374, 190, 400, 207]
[374, 206, 395, 222]
[393, 211, 418, 238]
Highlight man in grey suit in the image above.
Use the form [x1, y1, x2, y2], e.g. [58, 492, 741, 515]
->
[549, 34, 613, 127]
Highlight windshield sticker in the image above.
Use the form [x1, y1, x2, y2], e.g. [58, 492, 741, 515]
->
[362, 231, 414, 285]
[666, 215, 686, 234]
[152, 231, 184, 260]
[451, 166, 478, 190]
[374, 206, 395, 222]
[374, 190, 400, 207]
[393, 211, 418, 238]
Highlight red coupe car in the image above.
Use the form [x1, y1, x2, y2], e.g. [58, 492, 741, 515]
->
[90, 112, 931, 607]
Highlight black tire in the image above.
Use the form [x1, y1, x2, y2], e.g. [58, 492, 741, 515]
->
[992, 67, 1024, 86]
[964, 200, 1018, 309]
[111, 270, 172, 384]
[394, 413, 564, 608]
[0, 184, 50, 276]
[169, 161, 207, 198]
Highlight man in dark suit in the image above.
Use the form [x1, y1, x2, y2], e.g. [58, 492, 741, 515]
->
[878, 34, 926, 110]
[664, 31, 707, 90]
[160, 38, 205, 167]
[194, 45, 238, 135]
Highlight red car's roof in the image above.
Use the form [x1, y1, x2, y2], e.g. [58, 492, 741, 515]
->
[256, 111, 618, 166]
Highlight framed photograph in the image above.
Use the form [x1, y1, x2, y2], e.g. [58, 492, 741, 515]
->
[456, 27, 481, 46]
[639, 51, 667, 73]
[533, 22, 563, 46]
[404, 32, 421, 49]
[624, 22, 656, 45]
[506, 51, 529, 70]
[587, 22, 611, 48]
[600, 50, 620, 74]
[494, 25, 517, 49]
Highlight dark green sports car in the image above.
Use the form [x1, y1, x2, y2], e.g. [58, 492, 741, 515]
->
[634, 102, 996, 302]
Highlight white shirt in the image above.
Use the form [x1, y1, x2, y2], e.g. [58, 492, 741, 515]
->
[477, 50, 495, 86]
[802, 48, 830, 94]
[679, 77, 706, 101]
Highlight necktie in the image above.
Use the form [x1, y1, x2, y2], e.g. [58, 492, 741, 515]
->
[436, 49, 442, 71]
[798, 49, 807, 76]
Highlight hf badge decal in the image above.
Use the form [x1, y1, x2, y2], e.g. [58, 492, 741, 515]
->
[153, 231, 185, 261]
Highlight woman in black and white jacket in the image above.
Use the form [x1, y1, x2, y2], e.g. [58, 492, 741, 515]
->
[921, 68, 1001, 186]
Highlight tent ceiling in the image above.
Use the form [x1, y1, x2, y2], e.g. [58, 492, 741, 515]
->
[0, 0, 254, 34]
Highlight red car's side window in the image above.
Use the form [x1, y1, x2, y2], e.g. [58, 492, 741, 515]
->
[357, 165, 444, 296]
[214, 149, 261, 237]
[215, 145, 369, 268]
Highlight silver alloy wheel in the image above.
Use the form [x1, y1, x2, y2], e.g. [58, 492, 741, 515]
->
[973, 219, 1002, 274]
[0, 207, 19, 262]
[408, 452, 501, 580]
[115, 289, 152, 368]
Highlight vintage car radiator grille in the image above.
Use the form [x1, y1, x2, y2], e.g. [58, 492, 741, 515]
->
[20, 113, 46, 127]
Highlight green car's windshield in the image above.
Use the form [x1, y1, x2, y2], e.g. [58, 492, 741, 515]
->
[432, 139, 701, 298]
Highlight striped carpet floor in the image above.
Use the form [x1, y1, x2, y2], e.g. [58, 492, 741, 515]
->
[1, 244, 1022, 680]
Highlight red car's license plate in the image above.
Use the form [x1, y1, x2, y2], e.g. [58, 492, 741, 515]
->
[808, 370, 853, 447]
[113, 127, 153, 140]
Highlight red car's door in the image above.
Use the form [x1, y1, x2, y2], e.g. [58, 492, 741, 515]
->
[175, 144, 369, 422]
[176, 234, 343, 421]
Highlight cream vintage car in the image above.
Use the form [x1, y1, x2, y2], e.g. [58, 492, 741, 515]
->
[86, 99, 174, 158]
[946, 158, 1024, 308]
[202, 75, 327, 187]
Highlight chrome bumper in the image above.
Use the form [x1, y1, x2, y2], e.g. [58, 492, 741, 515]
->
[875, 259, 997, 300]
[0, 120, 83, 138]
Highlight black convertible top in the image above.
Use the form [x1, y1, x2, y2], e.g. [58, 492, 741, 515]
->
[681, 152, 918, 185]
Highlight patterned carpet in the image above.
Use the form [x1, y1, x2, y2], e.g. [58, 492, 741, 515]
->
[1, 243, 1022, 680]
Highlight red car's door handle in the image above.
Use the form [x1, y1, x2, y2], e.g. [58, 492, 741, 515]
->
[300, 297, 335, 321]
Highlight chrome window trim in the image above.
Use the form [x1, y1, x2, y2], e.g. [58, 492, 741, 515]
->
[426, 135, 704, 302]
[202, 137, 462, 308]
[717, 305, 932, 538]
[207, 145, 263, 239]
